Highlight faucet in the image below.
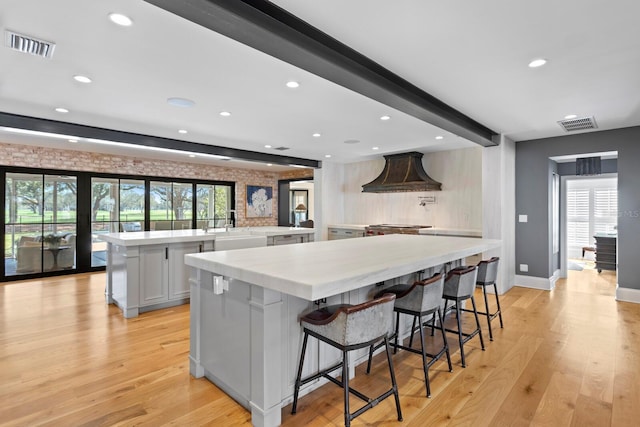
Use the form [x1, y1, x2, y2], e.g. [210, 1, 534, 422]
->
[225, 209, 236, 232]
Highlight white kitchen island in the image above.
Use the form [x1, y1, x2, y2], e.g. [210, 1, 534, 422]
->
[184, 234, 501, 427]
[99, 227, 315, 318]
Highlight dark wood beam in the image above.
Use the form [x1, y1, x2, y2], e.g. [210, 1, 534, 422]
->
[0, 112, 320, 168]
[143, 0, 499, 147]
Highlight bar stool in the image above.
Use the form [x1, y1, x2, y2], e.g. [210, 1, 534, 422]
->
[291, 294, 403, 427]
[366, 273, 452, 398]
[439, 266, 485, 368]
[462, 257, 503, 341]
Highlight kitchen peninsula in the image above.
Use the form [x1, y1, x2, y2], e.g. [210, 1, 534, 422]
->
[185, 234, 500, 426]
[99, 226, 315, 318]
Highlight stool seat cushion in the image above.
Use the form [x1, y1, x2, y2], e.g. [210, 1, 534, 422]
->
[301, 304, 352, 325]
[301, 295, 395, 347]
[373, 284, 412, 300]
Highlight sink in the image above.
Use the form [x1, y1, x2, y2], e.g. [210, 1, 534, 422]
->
[214, 234, 267, 251]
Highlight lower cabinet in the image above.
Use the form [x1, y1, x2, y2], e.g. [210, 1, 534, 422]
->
[267, 233, 314, 246]
[328, 227, 365, 240]
[139, 241, 208, 309]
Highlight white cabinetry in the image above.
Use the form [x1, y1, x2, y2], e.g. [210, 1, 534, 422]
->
[139, 241, 206, 310]
[328, 227, 365, 240]
[267, 233, 313, 246]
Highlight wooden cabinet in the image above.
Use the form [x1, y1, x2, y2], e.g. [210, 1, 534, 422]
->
[594, 234, 616, 273]
[328, 227, 365, 240]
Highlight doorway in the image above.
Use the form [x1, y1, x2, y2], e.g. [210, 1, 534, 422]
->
[277, 177, 314, 226]
[560, 173, 618, 281]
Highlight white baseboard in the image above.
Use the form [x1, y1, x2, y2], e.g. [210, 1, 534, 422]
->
[616, 286, 640, 304]
[514, 273, 557, 291]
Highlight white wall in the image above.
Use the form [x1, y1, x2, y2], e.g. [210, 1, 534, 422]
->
[483, 136, 516, 293]
[342, 147, 483, 229]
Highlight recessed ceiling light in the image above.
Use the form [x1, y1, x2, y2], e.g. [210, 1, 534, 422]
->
[372, 147, 379, 150]
[435, 135, 444, 140]
[178, 129, 188, 134]
[325, 154, 332, 158]
[68, 139, 78, 143]
[267, 163, 273, 167]
[528, 58, 547, 68]
[55, 107, 69, 113]
[73, 75, 92, 83]
[286, 81, 299, 88]
[109, 13, 133, 26]
[219, 111, 231, 117]
[189, 154, 196, 158]
[312, 133, 321, 138]
[264, 144, 272, 148]
[380, 115, 391, 121]
[564, 114, 578, 119]
[167, 97, 195, 108]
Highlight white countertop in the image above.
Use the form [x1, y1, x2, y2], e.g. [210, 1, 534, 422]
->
[419, 228, 482, 237]
[327, 224, 369, 231]
[97, 226, 315, 246]
[185, 234, 500, 301]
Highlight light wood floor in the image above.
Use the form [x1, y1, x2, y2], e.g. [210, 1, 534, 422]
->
[1, 268, 637, 426]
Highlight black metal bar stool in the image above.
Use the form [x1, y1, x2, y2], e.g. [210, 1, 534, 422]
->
[438, 265, 485, 368]
[291, 294, 403, 427]
[366, 273, 452, 397]
[461, 257, 503, 341]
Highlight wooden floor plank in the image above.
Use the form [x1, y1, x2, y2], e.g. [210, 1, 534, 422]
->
[0, 268, 637, 426]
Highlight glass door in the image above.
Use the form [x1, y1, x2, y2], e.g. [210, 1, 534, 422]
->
[5, 172, 77, 276]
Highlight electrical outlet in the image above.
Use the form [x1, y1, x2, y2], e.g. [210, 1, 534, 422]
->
[518, 214, 528, 223]
[519, 264, 529, 272]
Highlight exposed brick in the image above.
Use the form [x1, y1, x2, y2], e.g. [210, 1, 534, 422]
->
[0, 141, 314, 227]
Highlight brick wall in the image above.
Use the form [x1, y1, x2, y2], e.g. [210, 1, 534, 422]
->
[0, 142, 314, 227]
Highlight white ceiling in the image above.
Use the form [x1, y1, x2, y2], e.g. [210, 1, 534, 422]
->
[1, 0, 638, 170]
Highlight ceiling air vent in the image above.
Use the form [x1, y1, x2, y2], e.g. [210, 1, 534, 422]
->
[557, 116, 597, 132]
[274, 146, 290, 151]
[5, 30, 56, 58]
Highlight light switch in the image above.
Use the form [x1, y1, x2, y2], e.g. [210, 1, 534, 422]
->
[518, 214, 528, 223]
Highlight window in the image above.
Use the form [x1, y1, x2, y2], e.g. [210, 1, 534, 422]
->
[3, 167, 234, 279]
[566, 177, 617, 258]
[5, 173, 77, 276]
[91, 178, 145, 266]
[196, 184, 232, 229]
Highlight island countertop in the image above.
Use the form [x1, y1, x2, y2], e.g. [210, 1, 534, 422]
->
[185, 234, 500, 301]
[97, 226, 315, 246]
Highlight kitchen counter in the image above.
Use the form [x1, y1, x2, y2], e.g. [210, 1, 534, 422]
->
[419, 227, 482, 238]
[97, 226, 315, 246]
[185, 234, 500, 426]
[326, 223, 368, 231]
[186, 234, 498, 301]
[99, 227, 315, 318]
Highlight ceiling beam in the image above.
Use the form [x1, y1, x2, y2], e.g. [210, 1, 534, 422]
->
[0, 112, 320, 168]
[144, 0, 499, 147]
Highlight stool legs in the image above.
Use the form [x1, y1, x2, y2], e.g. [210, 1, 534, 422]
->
[475, 283, 504, 341]
[342, 350, 350, 427]
[442, 296, 485, 368]
[295, 331, 402, 426]
[291, 332, 309, 414]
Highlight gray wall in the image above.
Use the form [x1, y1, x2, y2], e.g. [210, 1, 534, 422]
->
[516, 126, 640, 290]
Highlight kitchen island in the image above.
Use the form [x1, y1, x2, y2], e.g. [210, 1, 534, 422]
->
[99, 226, 315, 318]
[185, 234, 500, 426]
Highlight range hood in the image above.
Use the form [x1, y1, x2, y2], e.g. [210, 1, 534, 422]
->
[362, 151, 442, 193]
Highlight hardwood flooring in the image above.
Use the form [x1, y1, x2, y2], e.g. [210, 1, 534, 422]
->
[0, 268, 637, 426]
